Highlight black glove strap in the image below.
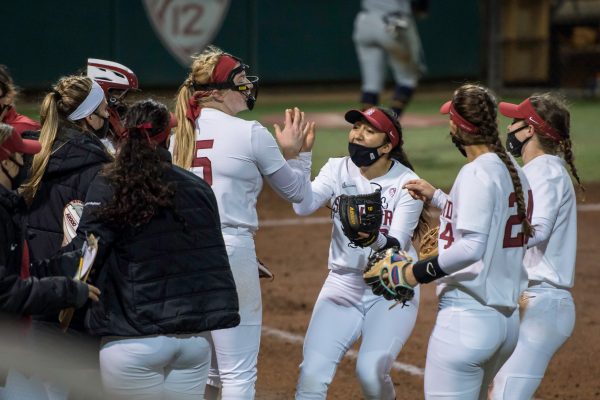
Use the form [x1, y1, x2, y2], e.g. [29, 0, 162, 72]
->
[381, 234, 400, 251]
[412, 255, 447, 284]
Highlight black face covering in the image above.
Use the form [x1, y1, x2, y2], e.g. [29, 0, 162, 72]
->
[505, 125, 530, 158]
[93, 115, 110, 139]
[348, 142, 386, 167]
[1, 156, 25, 190]
[450, 133, 467, 158]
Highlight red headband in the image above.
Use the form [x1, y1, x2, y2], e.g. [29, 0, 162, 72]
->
[440, 101, 479, 134]
[344, 107, 401, 147]
[211, 55, 239, 83]
[126, 113, 177, 145]
[499, 98, 565, 141]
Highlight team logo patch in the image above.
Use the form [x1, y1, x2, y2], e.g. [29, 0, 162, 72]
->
[143, 0, 231, 66]
[388, 187, 397, 198]
[62, 200, 84, 246]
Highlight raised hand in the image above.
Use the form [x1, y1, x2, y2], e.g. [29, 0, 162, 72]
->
[403, 179, 437, 203]
[274, 107, 306, 160]
[300, 121, 316, 153]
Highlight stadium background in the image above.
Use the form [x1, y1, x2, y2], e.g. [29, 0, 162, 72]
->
[2, 1, 600, 398]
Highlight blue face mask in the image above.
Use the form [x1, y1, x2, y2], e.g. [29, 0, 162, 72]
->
[348, 142, 386, 167]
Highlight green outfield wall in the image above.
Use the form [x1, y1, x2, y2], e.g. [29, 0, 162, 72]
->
[2, 0, 480, 89]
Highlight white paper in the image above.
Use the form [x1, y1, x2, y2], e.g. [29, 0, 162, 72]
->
[75, 234, 98, 281]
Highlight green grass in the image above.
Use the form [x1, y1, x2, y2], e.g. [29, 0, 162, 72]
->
[15, 93, 600, 188]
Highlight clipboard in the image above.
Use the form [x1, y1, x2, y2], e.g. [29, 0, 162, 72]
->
[58, 234, 99, 332]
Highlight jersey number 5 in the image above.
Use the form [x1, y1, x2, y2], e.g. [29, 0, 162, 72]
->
[192, 140, 214, 185]
[503, 190, 534, 248]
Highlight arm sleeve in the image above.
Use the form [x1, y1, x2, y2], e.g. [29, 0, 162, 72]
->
[264, 152, 312, 203]
[526, 177, 560, 248]
[293, 159, 337, 216]
[0, 267, 88, 316]
[251, 123, 287, 176]
[437, 230, 487, 275]
[431, 189, 449, 210]
[61, 175, 117, 270]
[385, 189, 424, 252]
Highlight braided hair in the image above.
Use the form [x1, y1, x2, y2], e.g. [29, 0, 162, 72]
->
[452, 84, 534, 238]
[529, 93, 584, 194]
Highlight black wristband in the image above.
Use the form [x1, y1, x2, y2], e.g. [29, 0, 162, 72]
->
[381, 234, 400, 251]
[412, 255, 447, 284]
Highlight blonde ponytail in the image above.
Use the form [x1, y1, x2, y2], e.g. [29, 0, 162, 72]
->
[173, 83, 195, 169]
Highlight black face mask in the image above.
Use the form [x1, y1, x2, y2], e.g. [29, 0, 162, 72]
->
[93, 114, 110, 139]
[1, 156, 25, 191]
[450, 133, 467, 158]
[348, 142, 386, 167]
[505, 125, 530, 158]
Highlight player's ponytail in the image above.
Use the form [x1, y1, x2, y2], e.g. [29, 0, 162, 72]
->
[173, 82, 195, 169]
[173, 45, 226, 170]
[21, 75, 93, 203]
[453, 83, 533, 238]
[529, 93, 585, 195]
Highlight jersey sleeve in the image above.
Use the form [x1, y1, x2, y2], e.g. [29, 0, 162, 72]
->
[525, 167, 562, 247]
[455, 167, 494, 234]
[388, 188, 424, 252]
[293, 159, 337, 216]
[250, 122, 286, 176]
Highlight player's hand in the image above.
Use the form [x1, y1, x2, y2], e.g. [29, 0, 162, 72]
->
[300, 121, 316, 152]
[403, 179, 436, 203]
[274, 107, 305, 160]
[86, 284, 101, 302]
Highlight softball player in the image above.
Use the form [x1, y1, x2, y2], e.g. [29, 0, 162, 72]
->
[490, 94, 583, 399]
[353, 0, 426, 115]
[172, 45, 313, 400]
[293, 107, 427, 400]
[402, 84, 533, 400]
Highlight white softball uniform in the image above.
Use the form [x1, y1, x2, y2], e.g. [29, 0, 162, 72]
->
[294, 157, 423, 400]
[353, 0, 424, 92]
[491, 155, 577, 399]
[425, 153, 531, 400]
[175, 107, 311, 400]
[99, 333, 211, 400]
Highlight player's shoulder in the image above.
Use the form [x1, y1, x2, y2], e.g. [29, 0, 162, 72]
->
[202, 108, 256, 129]
[524, 154, 568, 181]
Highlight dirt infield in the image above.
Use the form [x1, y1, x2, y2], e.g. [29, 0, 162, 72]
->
[253, 184, 600, 399]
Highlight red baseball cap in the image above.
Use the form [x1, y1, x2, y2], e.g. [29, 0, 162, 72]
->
[499, 98, 564, 141]
[344, 107, 401, 147]
[440, 100, 479, 134]
[0, 126, 41, 161]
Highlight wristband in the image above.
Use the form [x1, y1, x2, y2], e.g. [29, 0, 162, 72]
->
[412, 255, 447, 284]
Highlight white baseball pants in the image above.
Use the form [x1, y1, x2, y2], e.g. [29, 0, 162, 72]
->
[490, 284, 575, 400]
[295, 269, 419, 400]
[424, 289, 520, 400]
[207, 230, 261, 400]
[99, 333, 211, 400]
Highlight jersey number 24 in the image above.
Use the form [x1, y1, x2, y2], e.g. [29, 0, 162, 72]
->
[439, 190, 533, 249]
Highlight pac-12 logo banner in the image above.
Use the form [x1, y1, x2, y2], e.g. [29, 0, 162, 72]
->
[143, 0, 231, 66]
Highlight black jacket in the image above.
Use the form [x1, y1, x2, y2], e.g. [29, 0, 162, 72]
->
[0, 186, 87, 316]
[74, 152, 239, 336]
[26, 127, 112, 261]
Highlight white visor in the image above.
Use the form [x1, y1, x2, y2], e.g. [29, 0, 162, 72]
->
[67, 80, 104, 121]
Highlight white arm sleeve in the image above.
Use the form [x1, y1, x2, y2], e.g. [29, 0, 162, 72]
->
[383, 189, 423, 251]
[525, 177, 560, 248]
[438, 230, 487, 275]
[293, 159, 336, 216]
[431, 188, 449, 210]
[264, 152, 312, 203]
